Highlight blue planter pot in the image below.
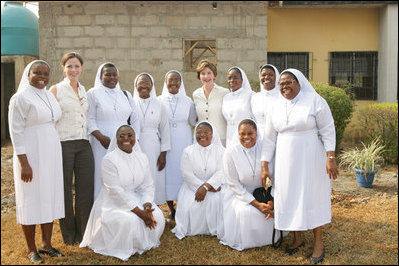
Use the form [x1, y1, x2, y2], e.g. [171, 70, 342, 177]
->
[354, 167, 378, 188]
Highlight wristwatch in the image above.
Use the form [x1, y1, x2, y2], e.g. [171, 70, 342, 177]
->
[203, 185, 209, 191]
[328, 156, 335, 160]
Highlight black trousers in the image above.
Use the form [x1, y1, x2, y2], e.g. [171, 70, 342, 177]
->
[59, 139, 94, 244]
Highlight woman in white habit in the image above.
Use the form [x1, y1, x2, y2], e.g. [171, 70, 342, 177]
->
[8, 60, 64, 263]
[250, 64, 280, 140]
[222, 66, 255, 148]
[87, 62, 141, 199]
[172, 121, 225, 239]
[261, 69, 339, 264]
[158, 70, 197, 221]
[219, 119, 285, 251]
[133, 73, 171, 205]
[80, 125, 165, 261]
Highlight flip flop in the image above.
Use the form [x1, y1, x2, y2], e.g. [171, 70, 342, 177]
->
[38, 247, 64, 257]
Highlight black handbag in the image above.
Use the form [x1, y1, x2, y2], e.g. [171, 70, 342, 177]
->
[252, 186, 283, 248]
[122, 90, 131, 125]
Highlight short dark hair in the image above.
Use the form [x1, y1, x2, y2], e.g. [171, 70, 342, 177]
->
[61, 52, 84, 66]
[259, 65, 275, 74]
[281, 71, 299, 83]
[228, 67, 242, 79]
[239, 119, 257, 131]
[197, 121, 213, 133]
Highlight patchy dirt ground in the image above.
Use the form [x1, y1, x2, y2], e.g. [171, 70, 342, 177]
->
[1, 142, 398, 265]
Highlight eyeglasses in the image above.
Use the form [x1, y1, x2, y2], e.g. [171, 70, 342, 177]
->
[119, 133, 134, 138]
[278, 80, 296, 87]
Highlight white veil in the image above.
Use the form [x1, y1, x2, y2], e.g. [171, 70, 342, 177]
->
[259, 64, 280, 92]
[161, 70, 187, 97]
[107, 125, 142, 154]
[227, 66, 252, 93]
[133, 72, 157, 100]
[93, 62, 122, 91]
[17, 60, 51, 93]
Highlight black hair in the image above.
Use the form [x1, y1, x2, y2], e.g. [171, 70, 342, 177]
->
[228, 67, 242, 79]
[196, 122, 213, 133]
[281, 71, 299, 83]
[259, 64, 275, 74]
[238, 119, 257, 131]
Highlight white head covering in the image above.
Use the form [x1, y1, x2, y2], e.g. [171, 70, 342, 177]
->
[161, 70, 187, 97]
[227, 66, 252, 93]
[280, 68, 316, 94]
[17, 60, 51, 93]
[193, 121, 222, 148]
[107, 124, 142, 154]
[133, 72, 157, 100]
[259, 64, 280, 92]
[93, 62, 121, 91]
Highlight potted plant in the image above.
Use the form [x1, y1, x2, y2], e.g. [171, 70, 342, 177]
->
[338, 137, 385, 188]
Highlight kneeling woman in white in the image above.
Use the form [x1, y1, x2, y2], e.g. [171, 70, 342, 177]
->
[172, 121, 225, 239]
[80, 125, 165, 261]
[219, 119, 283, 251]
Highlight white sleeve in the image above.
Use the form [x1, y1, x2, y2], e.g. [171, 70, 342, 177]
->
[180, 148, 204, 191]
[126, 91, 141, 140]
[8, 94, 28, 155]
[223, 150, 255, 204]
[136, 155, 155, 204]
[188, 100, 197, 126]
[261, 112, 277, 162]
[86, 89, 99, 134]
[315, 96, 336, 152]
[159, 103, 171, 152]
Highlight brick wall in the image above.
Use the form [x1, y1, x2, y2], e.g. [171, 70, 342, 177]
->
[39, 1, 267, 97]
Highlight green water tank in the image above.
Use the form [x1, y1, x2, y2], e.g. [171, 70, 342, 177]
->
[1, 2, 39, 56]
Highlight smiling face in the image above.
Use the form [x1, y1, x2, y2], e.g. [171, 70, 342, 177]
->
[260, 67, 276, 91]
[279, 72, 300, 100]
[227, 69, 243, 92]
[28, 63, 50, 89]
[196, 123, 213, 147]
[199, 67, 215, 88]
[117, 126, 136, 153]
[166, 72, 181, 95]
[101, 66, 119, 89]
[238, 123, 257, 149]
[63, 57, 82, 82]
[136, 75, 152, 99]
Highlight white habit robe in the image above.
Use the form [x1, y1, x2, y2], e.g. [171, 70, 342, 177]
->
[261, 68, 336, 231]
[222, 66, 255, 148]
[8, 60, 64, 225]
[250, 64, 280, 140]
[219, 139, 281, 251]
[158, 70, 197, 201]
[87, 63, 140, 199]
[171, 122, 225, 239]
[133, 73, 171, 205]
[80, 147, 165, 261]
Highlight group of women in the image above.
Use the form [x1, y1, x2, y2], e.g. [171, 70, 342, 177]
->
[9, 53, 338, 264]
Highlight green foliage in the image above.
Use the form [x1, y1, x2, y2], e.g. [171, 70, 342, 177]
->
[339, 137, 385, 176]
[249, 80, 260, 92]
[311, 82, 354, 151]
[357, 103, 398, 164]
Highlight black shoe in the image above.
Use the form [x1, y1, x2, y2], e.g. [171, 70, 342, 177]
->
[38, 247, 64, 257]
[285, 241, 305, 255]
[310, 252, 325, 264]
[27, 252, 44, 264]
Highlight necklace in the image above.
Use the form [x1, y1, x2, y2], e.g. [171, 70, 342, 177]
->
[199, 147, 211, 177]
[168, 96, 179, 128]
[105, 90, 118, 111]
[243, 146, 257, 179]
[35, 91, 54, 123]
[139, 99, 151, 120]
[285, 100, 297, 125]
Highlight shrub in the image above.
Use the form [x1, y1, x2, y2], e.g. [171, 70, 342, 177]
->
[312, 82, 354, 152]
[357, 103, 398, 164]
[249, 80, 260, 92]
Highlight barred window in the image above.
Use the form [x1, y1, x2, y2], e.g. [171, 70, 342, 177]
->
[267, 52, 310, 79]
[183, 40, 217, 72]
[329, 52, 378, 100]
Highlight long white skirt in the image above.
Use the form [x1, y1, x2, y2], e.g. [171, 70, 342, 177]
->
[219, 187, 283, 251]
[80, 192, 165, 261]
[274, 130, 332, 231]
[140, 129, 166, 205]
[171, 183, 224, 239]
[13, 123, 64, 225]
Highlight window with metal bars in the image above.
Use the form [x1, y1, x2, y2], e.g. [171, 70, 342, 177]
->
[329, 52, 378, 100]
[267, 52, 309, 78]
[183, 40, 217, 72]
